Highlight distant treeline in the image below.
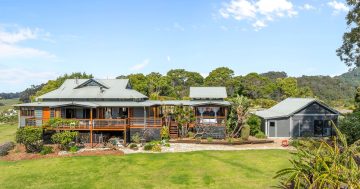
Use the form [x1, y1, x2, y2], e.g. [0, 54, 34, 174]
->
[4, 67, 360, 108]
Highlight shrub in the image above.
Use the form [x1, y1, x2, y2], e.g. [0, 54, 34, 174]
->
[40, 146, 53, 155]
[255, 131, 267, 139]
[143, 143, 153, 151]
[0, 141, 15, 156]
[44, 118, 79, 128]
[227, 137, 234, 144]
[51, 131, 78, 150]
[247, 114, 261, 136]
[16, 127, 43, 153]
[131, 133, 141, 144]
[339, 111, 360, 144]
[241, 125, 250, 140]
[69, 146, 79, 153]
[187, 131, 194, 138]
[160, 126, 170, 140]
[207, 137, 213, 142]
[152, 144, 162, 152]
[129, 143, 138, 150]
[163, 143, 170, 147]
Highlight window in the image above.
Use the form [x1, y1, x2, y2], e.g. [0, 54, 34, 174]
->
[20, 107, 34, 116]
[314, 120, 332, 137]
[269, 121, 275, 127]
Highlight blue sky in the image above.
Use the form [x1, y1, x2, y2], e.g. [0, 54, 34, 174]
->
[0, 0, 351, 92]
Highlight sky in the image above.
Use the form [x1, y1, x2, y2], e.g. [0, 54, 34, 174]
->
[0, 0, 352, 92]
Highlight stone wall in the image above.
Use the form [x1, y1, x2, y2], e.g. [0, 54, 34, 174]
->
[130, 128, 161, 141]
[193, 126, 226, 139]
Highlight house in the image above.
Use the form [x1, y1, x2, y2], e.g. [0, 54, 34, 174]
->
[255, 98, 340, 138]
[15, 79, 230, 146]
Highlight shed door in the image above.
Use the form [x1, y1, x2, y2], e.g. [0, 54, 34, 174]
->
[269, 121, 276, 137]
[43, 107, 50, 120]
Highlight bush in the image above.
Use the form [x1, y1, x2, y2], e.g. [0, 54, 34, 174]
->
[16, 127, 43, 153]
[247, 114, 261, 136]
[40, 146, 53, 155]
[69, 146, 79, 153]
[255, 131, 267, 139]
[44, 118, 79, 128]
[51, 131, 78, 150]
[241, 125, 250, 140]
[131, 133, 141, 144]
[0, 141, 15, 156]
[129, 143, 138, 150]
[339, 111, 360, 144]
[160, 126, 170, 140]
[143, 143, 153, 151]
[152, 144, 161, 152]
[207, 137, 213, 142]
[227, 137, 234, 144]
[188, 131, 194, 138]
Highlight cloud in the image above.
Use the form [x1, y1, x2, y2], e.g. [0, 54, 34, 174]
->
[130, 59, 149, 71]
[300, 3, 315, 10]
[0, 68, 55, 85]
[0, 25, 55, 59]
[167, 56, 171, 62]
[219, 0, 297, 30]
[173, 22, 185, 31]
[327, 0, 349, 14]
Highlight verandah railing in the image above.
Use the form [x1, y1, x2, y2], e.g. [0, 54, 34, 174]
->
[195, 116, 226, 126]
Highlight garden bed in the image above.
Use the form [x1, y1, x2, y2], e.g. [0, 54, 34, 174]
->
[169, 138, 274, 145]
[0, 144, 124, 161]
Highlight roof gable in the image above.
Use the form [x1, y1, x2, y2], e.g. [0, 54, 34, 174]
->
[189, 87, 227, 99]
[74, 79, 109, 89]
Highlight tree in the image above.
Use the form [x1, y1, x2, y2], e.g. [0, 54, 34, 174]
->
[126, 73, 149, 95]
[275, 123, 360, 188]
[205, 67, 240, 96]
[241, 73, 276, 99]
[337, 1, 360, 67]
[227, 95, 251, 138]
[339, 111, 360, 144]
[355, 87, 360, 112]
[167, 69, 203, 98]
[261, 71, 288, 81]
[20, 84, 45, 102]
[273, 77, 313, 100]
[173, 105, 195, 138]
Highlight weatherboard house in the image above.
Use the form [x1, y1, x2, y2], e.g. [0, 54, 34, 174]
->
[255, 98, 340, 138]
[15, 78, 230, 145]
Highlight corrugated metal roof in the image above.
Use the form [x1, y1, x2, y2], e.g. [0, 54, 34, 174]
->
[15, 100, 230, 108]
[255, 98, 339, 119]
[37, 79, 148, 100]
[189, 87, 227, 99]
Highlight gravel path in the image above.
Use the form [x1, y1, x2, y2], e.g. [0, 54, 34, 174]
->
[120, 142, 290, 154]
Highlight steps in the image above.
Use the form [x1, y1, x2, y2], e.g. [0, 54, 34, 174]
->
[169, 121, 178, 139]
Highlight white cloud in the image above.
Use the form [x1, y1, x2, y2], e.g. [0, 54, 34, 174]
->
[130, 59, 149, 71]
[167, 56, 171, 62]
[0, 68, 55, 85]
[0, 25, 55, 59]
[300, 3, 315, 10]
[219, 0, 297, 30]
[327, 0, 349, 14]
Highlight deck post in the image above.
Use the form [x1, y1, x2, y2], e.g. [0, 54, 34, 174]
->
[124, 126, 127, 145]
[90, 108, 93, 148]
[153, 106, 156, 126]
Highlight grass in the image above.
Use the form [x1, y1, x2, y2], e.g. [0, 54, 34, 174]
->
[0, 150, 291, 189]
[0, 124, 17, 143]
[0, 98, 19, 112]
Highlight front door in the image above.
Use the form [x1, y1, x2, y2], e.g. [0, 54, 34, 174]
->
[43, 107, 50, 120]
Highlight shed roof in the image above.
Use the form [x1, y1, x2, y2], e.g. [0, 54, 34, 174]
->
[37, 79, 148, 100]
[255, 98, 339, 119]
[189, 87, 227, 99]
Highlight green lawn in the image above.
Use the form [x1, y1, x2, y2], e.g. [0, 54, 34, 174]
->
[0, 150, 291, 189]
[0, 124, 17, 143]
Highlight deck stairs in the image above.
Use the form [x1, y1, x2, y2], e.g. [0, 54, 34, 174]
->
[169, 121, 178, 139]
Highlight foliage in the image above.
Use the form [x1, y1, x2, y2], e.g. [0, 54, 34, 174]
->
[160, 126, 170, 140]
[131, 133, 141, 144]
[240, 125, 250, 140]
[339, 111, 360, 144]
[337, 1, 360, 67]
[152, 144, 162, 152]
[251, 98, 277, 108]
[275, 123, 360, 189]
[44, 118, 79, 128]
[19, 84, 44, 102]
[254, 132, 266, 139]
[32, 72, 93, 101]
[129, 143, 138, 150]
[15, 127, 43, 153]
[68, 146, 79, 153]
[143, 143, 153, 151]
[247, 114, 261, 136]
[51, 131, 78, 150]
[40, 146, 53, 155]
[0, 141, 15, 156]
[227, 137, 235, 144]
[167, 69, 203, 98]
[227, 95, 251, 138]
[143, 141, 165, 152]
[174, 105, 195, 138]
[206, 137, 213, 142]
[355, 87, 360, 112]
[187, 131, 194, 138]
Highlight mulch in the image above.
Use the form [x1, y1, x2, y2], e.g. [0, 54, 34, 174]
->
[0, 144, 124, 161]
[169, 137, 274, 145]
